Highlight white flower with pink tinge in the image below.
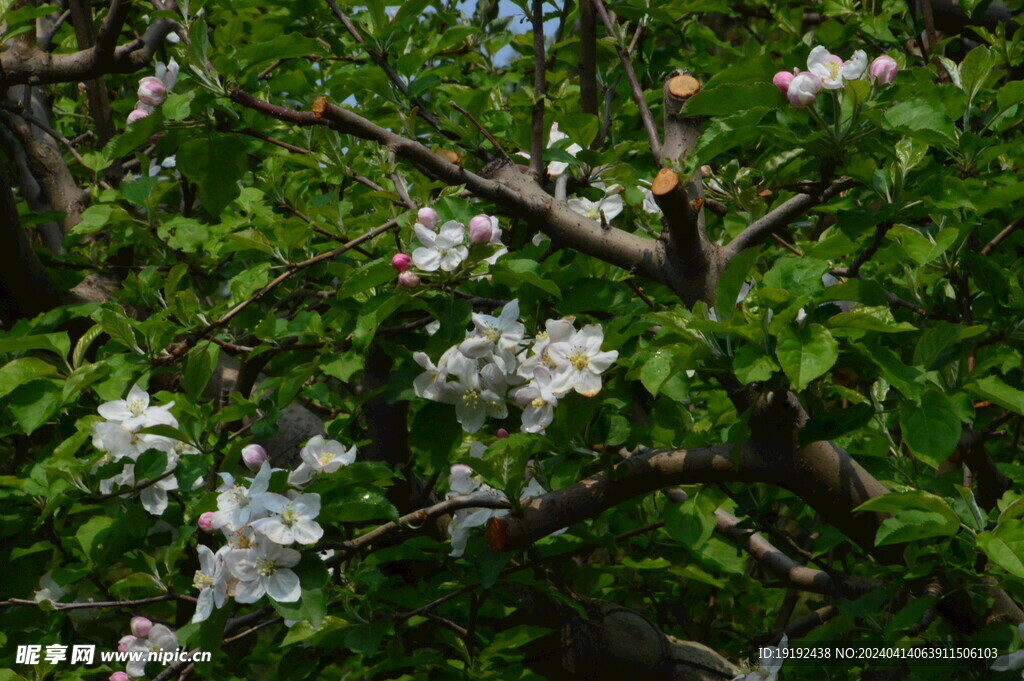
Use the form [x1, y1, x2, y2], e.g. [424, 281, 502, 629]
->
[224, 537, 302, 603]
[250, 492, 324, 545]
[289, 435, 356, 485]
[546, 325, 619, 397]
[125, 624, 178, 677]
[807, 45, 867, 89]
[412, 221, 468, 272]
[191, 545, 229, 623]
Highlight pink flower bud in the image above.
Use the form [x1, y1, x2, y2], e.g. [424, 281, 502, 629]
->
[110, 672, 131, 681]
[138, 76, 167, 107]
[450, 464, 473, 477]
[391, 253, 412, 272]
[130, 616, 153, 637]
[198, 512, 215, 532]
[496, 428, 509, 438]
[524, 458, 536, 480]
[241, 444, 268, 471]
[772, 70, 795, 93]
[468, 214, 496, 244]
[398, 271, 420, 288]
[117, 635, 135, 653]
[416, 207, 438, 230]
[700, 165, 713, 177]
[869, 55, 898, 85]
[126, 108, 150, 125]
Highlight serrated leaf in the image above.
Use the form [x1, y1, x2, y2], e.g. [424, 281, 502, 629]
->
[967, 376, 1024, 416]
[899, 389, 962, 468]
[0, 358, 57, 399]
[177, 135, 249, 217]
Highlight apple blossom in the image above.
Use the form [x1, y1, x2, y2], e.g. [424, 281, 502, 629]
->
[111, 673, 130, 681]
[98, 384, 176, 432]
[517, 317, 575, 379]
[515, 366, 560, 433]
[469, 214, 496, 243]
[807, 46, 866, 89]
[191, 545, 229, 623]
[391, 253, 412, 271]
[442, 364, 509, 433]
[413, 351, 450, 401]
[459, 299, 525, 359]
[130, 616, 153, 637]
[137, 76, 167, 107]
[567, 193, 624, 224]
[117, 636, 134, 653]
[546, 325, 619, 397]
[209, 462, 272, 531]
[225, 537, 302, 603]
[412, 221, 468, 272]
[398, 271, 420, 288]
[250, 492, 324, 545]
[417, 206, 439, 230]
[289, 435, 356, 485]
[241, 443, 268, 471]
[127, 108, 150, 124]
[154, 58, 179, 92]
[198, 511, 215, 532]
[545, 122, 583, 177]
[125, 624, 178, 677]
[640, 187, 662, 214]
[870, 55, 898, 84]
[786, 72, 821, 107]
[772, 70, 795, 93]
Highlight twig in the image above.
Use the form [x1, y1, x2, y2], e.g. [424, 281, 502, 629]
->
[591, 0, 662, 164]
[530, 0, 546, 179]
[1, 593, 195, 612]
[845, 221, 891, 277]
[770, 233, 803, 256]
[449, 101, 513, 164]
[238, 127, 312, 155]
[980, 216, 1023, 255]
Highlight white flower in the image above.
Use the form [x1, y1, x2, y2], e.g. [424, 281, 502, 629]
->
[209, 462, 272, 531]
[787, 72, 822, 107]
[250, 492, 323, 545]
[546, 325, 619, 397]
[992, 623, 1024, 672]
[97, 384, 177, 432]
[807, 46, 865, 90]
[225, 537, 302, 603]
[33, 572, 66, 604]
[545, 122, 583, 177]
[413, 351, 449, 401]
[641, 187, 662, 214]
[412, 221, 468, 272]
[139, 467, 179, 516]
[155, 58, 179, 91]
[458, 299, 525, 359]
[442, 365, 508, 433]
[126, 624, 178, 677]
[732, 634, 787, 681]
[191, 545, 229, 623]
[567, 194, 624, 223]
[289, 435, 356, 485]
[515, 366, 559, 433]
[518, 318, 576, 379]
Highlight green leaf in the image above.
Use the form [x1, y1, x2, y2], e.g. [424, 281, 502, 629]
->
[715, 247, 758, 322]
[763, 256, 829, 297]
[966, 376, 1024, 416]
[8, 380, 62, 434]
[0, 333, 69, 360]
[826, 306, 917, 335]
[491, 259, 561, 298]
[236, 34, 321, 72]
[775, 323, 838, 392]
[732, 345, 778, 385]
[882, 100, 957, 147]
[857, 492, 960, 546]
[978, 521, 1024, 578]
[0, 358, 57, 399]
[183, 343, 219, 400]
[664, 493, 716, 553]
[270, 587, 327, 629]
[899, 389, 962, 468]
[177, 135, 249, 217]
[640, 349, 674, 396]
[134, 448, 169, 481]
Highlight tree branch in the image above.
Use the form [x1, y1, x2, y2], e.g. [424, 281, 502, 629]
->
[721, 177, 856, 261]
[579, 0, 598, 117]
[591, 0, 661, 163]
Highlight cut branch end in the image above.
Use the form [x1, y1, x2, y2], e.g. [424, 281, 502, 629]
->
[667, 74, 701, 100]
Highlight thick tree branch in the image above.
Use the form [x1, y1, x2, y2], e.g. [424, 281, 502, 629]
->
[721, 178, 857, 261]
[0, 18, 176, 86]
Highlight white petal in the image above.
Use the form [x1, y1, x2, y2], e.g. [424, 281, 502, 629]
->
[266, 569, 301, 602]
[575, 370, 603, 397]
[412, 247, 442, 272]
[413, 223, 437, 246]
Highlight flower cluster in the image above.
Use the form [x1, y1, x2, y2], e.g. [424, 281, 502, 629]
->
[189, 435, 355, 622]
[414, 300, 618, 433]
[116, 617, 179, 678]
[391, 207, 507, 288]
[127, 60, 178, 124]
[91, 385, 198, 515]
[773, 45, 898, 107]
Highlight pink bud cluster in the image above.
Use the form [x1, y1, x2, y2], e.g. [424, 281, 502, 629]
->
[390, 207, 505, 289]
[772, 48, 899, 108]
[127, 60, 178, 125]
